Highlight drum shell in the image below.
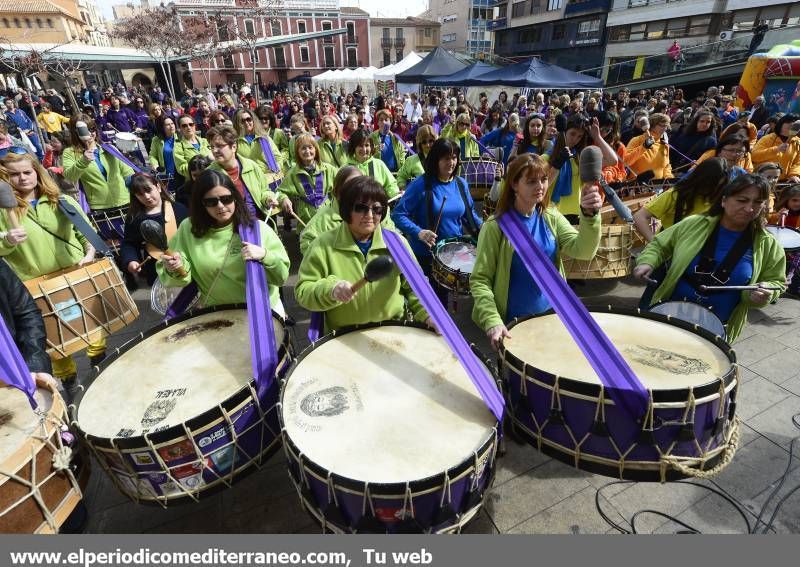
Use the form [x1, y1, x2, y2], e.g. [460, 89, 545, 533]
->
[462, 159, 499, 200]
[499, 308, 739, 481]
[561, 224, 633, 280]
[431, 237, 477, 295]
[114, 133, 140, 154]
[87, 205, 128, 255]
[23, 258, 138, 359]
[279, 321, 499, 533]
[1, 385, 89, 533]
[73, 305, 293, 505]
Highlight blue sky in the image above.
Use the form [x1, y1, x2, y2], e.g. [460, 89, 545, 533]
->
[100, 1, 429, 21]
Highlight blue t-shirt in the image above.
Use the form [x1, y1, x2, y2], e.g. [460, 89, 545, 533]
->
[380, 134, 397, 172]
[354, 237, 372, 257]
[163, 136, 176, 175]
[506, 209, 556, 322]
[671, 225, 753, 323]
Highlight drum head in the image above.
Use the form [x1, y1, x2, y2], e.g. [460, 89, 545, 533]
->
[504, 313, 732, 390]
[766, 226, 800, 250]
[77, 309, 284, 438]
[281, 325, 496, 484]
[115, 132, 138, 141]
[650, 301, 726, 338]
[0, 387, 53, 464]
[437, 241, 476, 273]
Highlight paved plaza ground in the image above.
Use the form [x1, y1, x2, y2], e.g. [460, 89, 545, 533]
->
[74, 229, 800, 535]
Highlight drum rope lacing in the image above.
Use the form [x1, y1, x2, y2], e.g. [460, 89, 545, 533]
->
[660, 417, 740, 480]
[0, 403, 81, 532]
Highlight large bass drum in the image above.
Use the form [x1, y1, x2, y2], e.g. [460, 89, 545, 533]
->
[74, 305, 293, 506]
[499, 308, 738, 481]
[280, 322, 499, 533]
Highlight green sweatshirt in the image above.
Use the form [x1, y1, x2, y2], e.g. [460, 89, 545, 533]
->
[396, 153, 424, 189]
[348, 156, 399, 199]
[0, 195, 91, 281]
[236, 135, 287, 181]
[156, 219, 289, 308]
[268, 127, 290, 160]
[208, 156, 278, 217]
[299, 198, 396, 256]
[295, 223, 428, 333]
[62, 146, 133, 209]
[276, 162, 337, 224]
[471, 207, 601, 331]
[636, 214, 786, 342]
[318, 138, 349, 168]
[173, 137, 212, 178]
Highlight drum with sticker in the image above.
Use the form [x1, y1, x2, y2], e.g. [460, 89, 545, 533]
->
[499, 307, 739, 481]
[280, 322, 499, 533]
[73, 305, 293, 505]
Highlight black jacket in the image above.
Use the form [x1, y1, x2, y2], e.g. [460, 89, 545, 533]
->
[0, 260, 52, 374]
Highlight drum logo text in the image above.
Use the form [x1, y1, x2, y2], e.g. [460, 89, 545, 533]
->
[300, 386, 350, 418]
[624, 345, 711, 375]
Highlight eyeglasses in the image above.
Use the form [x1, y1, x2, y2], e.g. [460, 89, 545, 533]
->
[353, 203, 384, 216]
[214, 118, 227, 124]
[721, 147, 745, 156]
[0, 146, 29, 158]
[457, 122, 470, 127]
[202, 194, 235, 207]
[180, 122, 195, 128]
[242, 116, 253, 122]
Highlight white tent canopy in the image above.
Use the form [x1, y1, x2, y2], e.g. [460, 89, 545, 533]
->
[311, 66, 379, 97]
[373, 52, 422, 83]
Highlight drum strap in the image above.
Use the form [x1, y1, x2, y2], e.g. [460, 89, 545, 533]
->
[257, 137, 280, 173]
[368, 161, 374, 179]
[25, 208, 84, 254]
[682, 222, 753, 292]
[57, 198, 113, 257]
[497, 211, 649, 421]
[424, 177, 478, 237]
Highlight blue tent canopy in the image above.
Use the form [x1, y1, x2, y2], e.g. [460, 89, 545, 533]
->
[425, 62, 498, 86]
[461, 57, 602, 89]
[395, 47, 467, 84]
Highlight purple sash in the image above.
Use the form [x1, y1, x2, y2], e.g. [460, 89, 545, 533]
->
[75, 181, 90, 213]
[257, 137, 280, 173]
[299, 171, 326, 208]
[100, 142, 144, 174]
[0, 316, 37, 409]
[238, 221, 278, 398]
[382, 230, 505, 422]
[392, 131, 416, 156]
[307, 311, 324, 342]
[237, 159, 261, 217]
[496, 212, 648, 420]
[164, 283, 199, 321]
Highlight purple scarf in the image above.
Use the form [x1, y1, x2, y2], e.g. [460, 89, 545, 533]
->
[298, 170, 326, 208]
[0, 317, 37, 409]
[496, 212, 648, 420]
[257, 137, 280, 173]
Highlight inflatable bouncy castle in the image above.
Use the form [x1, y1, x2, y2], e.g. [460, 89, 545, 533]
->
[736, 40, 800, 114]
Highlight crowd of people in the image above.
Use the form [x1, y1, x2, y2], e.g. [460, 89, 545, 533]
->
[1, 77, 798, 401]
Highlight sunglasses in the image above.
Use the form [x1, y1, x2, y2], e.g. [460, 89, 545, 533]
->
[353, 203, 384, 216]
[214, 118, 227, 124]
[202, 194, 235, 207]
[180, 122, 195, 128]
[0, 146, 29, 157]
[242, 116, 253, 122]
[457, 122, 470, 127]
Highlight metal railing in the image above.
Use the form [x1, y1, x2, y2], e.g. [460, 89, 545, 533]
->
[380, 37, 393, 48]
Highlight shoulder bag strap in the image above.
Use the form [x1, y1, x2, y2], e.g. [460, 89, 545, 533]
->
[57, 197, 112, 256]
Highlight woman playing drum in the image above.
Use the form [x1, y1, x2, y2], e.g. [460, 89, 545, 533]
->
[157, 169, 290, 317]
[391, 139, 483, 300]
[147, 116, 182, 193]
[0, 151, 101, 383]
[396, 125, 436, 190]
[121, 173, 188, 286]
[768, 185, 800, 298]
[62, 115, 133, 212]
[276, 134, 337, 225]
[471, 153, 602, 350]
[633, 174, 786, 342]
[295, 176, 430, 334]
[346, 128, 399, 199]
[634, 157, 730, 243]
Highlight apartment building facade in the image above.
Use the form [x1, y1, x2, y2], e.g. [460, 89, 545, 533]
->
[370, 17, 441, 67]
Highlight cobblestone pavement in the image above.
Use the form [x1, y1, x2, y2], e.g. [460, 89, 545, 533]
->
[75, 230, 800, 534]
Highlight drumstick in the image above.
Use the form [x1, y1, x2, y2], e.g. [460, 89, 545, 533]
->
[289, 210, 307, 228]
[780, 211, 787, 228]
[433, 195, 448, 235]
[350, 256, 394, 294]
[0, 180, 20, 229]
[140, 219, 187, 278]
[699, 284, 783, 292]
[388, 192, 403, 204]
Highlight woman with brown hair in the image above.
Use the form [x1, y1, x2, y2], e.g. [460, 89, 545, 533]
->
[471, 153, 602, 349]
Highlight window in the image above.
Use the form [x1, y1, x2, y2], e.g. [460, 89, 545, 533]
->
[222, 54, 234, 67]
[346, 21, 355, 41]
[24, 18, 31, 28]
[271, 20, 282, 36]
[396, 49, 403, 62]
[629, 23, 646, 40]
[1, 18, 8, 27]
[252, 49, 260, 64]
[36, 18, 42, 28]
[552, 23, 565, 40]
[760, 5, 789, 28]
[530, 0, 542, 15]
[216, 19, 229, 42]
[297, 21, 306, 34]
[576, 19, 600, 42]
[442, 33, 456, 43]
[608, 26, 629, 42]
[273, 47, 286, 66]
[425, 27, 431, 37]
[688, 15, 711, 36]
[383, 50, 391, 65]
[324, 46, 335, 67]
[511, 1, 527, 19]
[443, 14, 457, 23]
[382, 27, 390, 38]
[46, 18, 53, 28]
[547, 0, 563, 11]
[787, 3, 800, 27]
[646, 21, 665, 40]
[396, 28, 403, 39]
[244, 19, 255, 36]
[347, 47, 357, 67]
[665, 18, 688, 38]
[13, 18, 20, 28]
[299, 45, 309, 62]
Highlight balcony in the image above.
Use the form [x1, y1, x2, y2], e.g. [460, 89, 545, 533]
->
[394, 37, 405, 49]
[471, 0, 504, 7]
[345, 35, 358, 45]
[487, 17, 507, 31]
[380, 37, 393, 48]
